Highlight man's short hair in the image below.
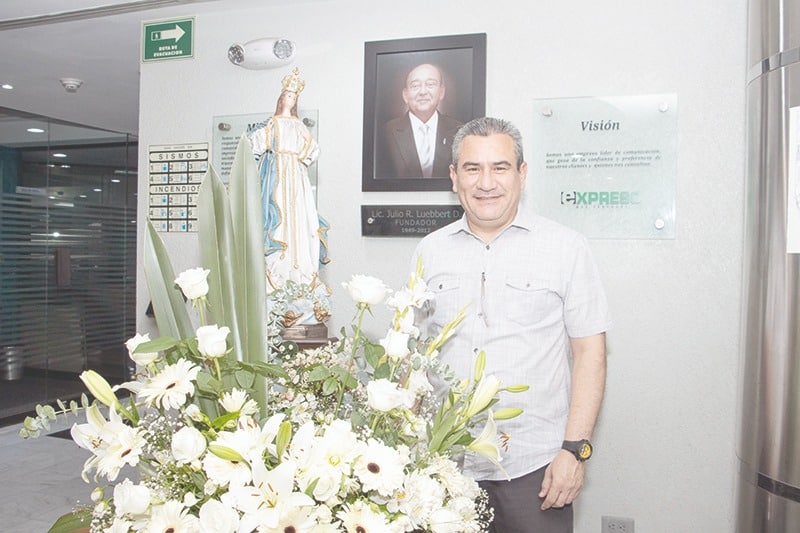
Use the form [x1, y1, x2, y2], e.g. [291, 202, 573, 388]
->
[451, 117, 525, 169]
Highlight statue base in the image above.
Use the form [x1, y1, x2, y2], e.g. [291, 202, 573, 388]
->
[280, 322, 331, 349]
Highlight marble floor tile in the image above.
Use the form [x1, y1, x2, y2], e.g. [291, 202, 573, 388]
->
[0, 420, 94, 531]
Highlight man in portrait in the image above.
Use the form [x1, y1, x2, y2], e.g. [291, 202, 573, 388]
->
[377, 63, 463, 179]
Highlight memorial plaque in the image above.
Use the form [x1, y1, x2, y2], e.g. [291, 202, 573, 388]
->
[530, 94, 677, 239]
[361, 205, 464, 237]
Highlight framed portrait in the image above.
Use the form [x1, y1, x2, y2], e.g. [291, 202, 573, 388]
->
[362, 33, 487, 192]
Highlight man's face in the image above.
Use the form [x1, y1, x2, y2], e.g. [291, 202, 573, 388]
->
[450, 133, 527, 241]
[402, 64, 445, 121]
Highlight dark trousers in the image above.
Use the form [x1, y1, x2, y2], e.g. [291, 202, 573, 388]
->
[479, 464, 573, 533]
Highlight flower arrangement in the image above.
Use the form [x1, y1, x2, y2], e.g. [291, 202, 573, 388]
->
[19, 136, 527, 533]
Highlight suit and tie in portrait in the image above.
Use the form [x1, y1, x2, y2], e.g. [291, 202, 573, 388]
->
[381, 111, 463, 178]
[376, 63, 463, 179]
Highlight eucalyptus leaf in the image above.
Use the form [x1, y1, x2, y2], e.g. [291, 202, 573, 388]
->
[235, 369, 255, 388]
[196, 372, 223, 394]
[307, 365, 332, 382]
[373, 364, 390, 380]
[322, 376, 338, 396]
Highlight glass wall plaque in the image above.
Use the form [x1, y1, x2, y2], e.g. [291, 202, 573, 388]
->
[530, 94, 677, 239]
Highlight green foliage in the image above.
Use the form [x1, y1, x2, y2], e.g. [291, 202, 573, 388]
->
[47, 509, 92, 533]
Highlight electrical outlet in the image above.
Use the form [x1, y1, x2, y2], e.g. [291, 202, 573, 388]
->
[602, 516, 635, 533]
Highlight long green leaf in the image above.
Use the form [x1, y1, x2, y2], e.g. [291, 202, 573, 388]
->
[228, 135, 268, 403]
[195, 137, 269, 409]
[196, 165, 232, 331]
[143, 219, 193, 339]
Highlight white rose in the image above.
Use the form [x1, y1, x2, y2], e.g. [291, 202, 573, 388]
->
[367, 378, 415, 412]
[175, 267, 210, 300]
[196, 325, 230, 358]
[302, 464, 341, 502]
[171, 426, 207, 464]
[341, 275, 390, 306]
[113, 478, 151, 516]
[429, 507, 464, 533]
[199, 499, 239, 533]
[379, 330, 410, 361]
[125, 333, 158, 366]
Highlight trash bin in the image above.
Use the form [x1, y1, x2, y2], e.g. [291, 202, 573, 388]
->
[1, 346, 23, 381]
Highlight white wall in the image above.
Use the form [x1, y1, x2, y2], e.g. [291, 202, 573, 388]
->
[137, 1, 746, 530]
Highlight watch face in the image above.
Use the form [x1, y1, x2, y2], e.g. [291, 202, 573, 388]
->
[578, 442, 592, 460]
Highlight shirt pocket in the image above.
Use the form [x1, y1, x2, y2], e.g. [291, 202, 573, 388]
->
[503, 276, 561, 326]
[428, 276, 464, 328]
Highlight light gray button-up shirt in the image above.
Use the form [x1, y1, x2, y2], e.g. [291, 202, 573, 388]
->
[413, 209, 612, 480]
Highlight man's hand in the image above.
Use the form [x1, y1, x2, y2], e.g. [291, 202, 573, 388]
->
[538, 450, 585, 510]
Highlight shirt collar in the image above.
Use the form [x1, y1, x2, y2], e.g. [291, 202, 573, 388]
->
[408, 111, 439, 130]
[449, 208, 536, 238]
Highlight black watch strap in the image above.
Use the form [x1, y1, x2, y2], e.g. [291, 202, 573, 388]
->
[562, 439, 593, 461]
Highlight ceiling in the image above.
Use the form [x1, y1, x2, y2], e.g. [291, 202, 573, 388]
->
[0, 0, 238, 136]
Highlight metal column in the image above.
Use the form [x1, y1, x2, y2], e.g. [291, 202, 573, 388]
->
[738, 0, 800, 530]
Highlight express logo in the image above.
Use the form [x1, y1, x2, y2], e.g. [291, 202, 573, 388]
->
[560, 191, 640, 207]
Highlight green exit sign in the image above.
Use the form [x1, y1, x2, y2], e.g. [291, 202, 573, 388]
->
[142, 18, 194, 62]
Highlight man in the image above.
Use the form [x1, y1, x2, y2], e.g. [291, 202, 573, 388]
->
[413, 117, 611, 532]
[378, 63, 463, 179]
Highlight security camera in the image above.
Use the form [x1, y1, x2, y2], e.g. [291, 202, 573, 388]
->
[227, 38, 295, 70]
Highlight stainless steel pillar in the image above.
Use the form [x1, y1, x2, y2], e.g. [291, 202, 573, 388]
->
[738, 1, 800, 530]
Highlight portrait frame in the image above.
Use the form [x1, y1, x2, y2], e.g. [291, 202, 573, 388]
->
[362, 33, 487, 192]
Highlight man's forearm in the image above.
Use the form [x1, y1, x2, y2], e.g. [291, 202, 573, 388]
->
[564, 333, 607, 441]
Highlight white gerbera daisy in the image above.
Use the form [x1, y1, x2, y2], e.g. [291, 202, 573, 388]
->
[353, 439, 407, 497]
[138, 359, 201, 410]
[337, 500, 391, 533]
[143, 500, 199, 532]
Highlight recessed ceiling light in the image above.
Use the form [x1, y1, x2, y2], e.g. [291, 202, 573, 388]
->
[52, 153, 67, 158]
[27, 127, 45, 133]
[93, 188, 102, 192]
[1, 84, 12, 90]
[111, 178, 121, 183]
[60, 164, 71, 169]
[79, 194, 87, 198]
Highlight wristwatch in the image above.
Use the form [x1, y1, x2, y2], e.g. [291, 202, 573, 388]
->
[562, 439, 593, 461]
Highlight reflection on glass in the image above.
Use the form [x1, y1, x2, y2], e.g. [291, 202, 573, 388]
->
[0, 108, 138, 424]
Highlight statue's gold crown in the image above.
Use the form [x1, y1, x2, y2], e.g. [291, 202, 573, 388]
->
[281, 67, 305, 94]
